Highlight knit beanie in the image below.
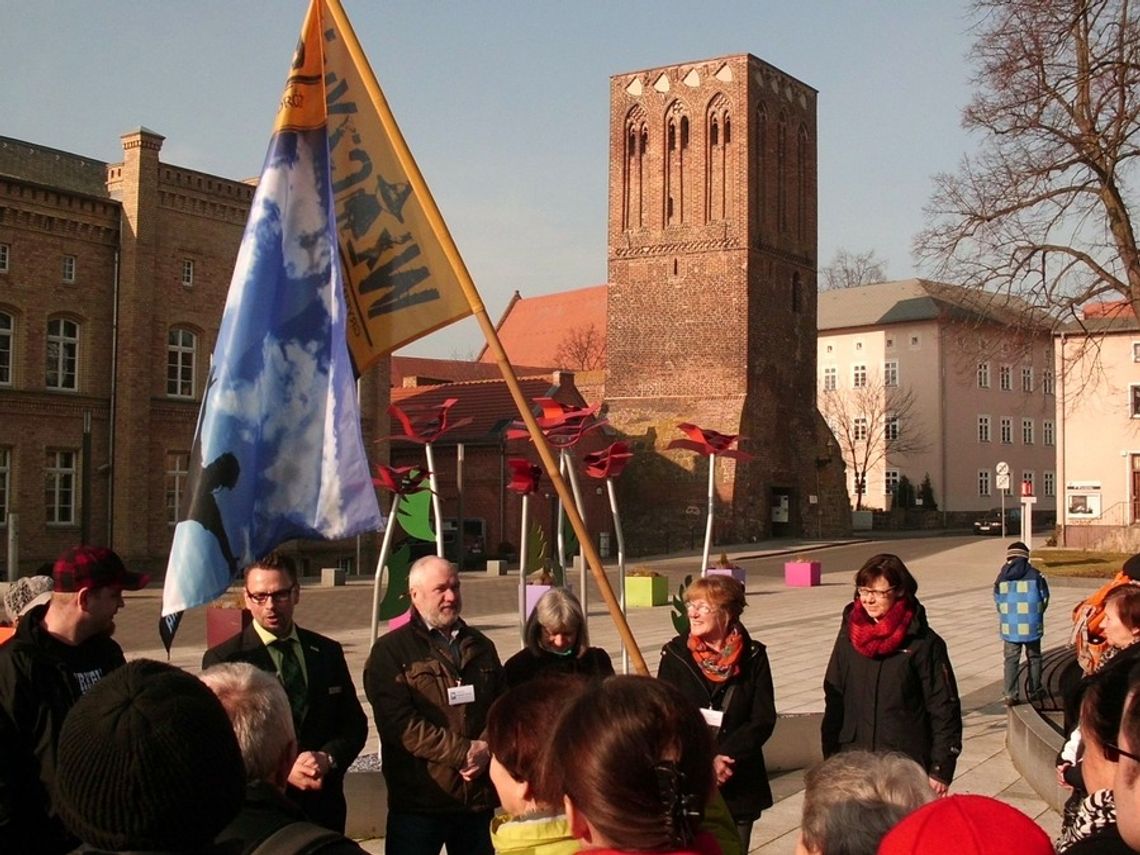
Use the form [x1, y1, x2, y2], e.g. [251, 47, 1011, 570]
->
[3, 575, 53, 623]
[877, 794, 1052, 855]
[56, 659, 245, 851]
[1006, 541, 1030, 561]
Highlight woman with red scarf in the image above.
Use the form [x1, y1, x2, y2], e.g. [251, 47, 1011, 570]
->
[658, 575, 776, 852]
[821, 553, 962, 796]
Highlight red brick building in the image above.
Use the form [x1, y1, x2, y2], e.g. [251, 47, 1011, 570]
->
[0, 131, 388, 576]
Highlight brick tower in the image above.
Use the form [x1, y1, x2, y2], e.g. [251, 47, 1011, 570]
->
[605, 54, 849, 547]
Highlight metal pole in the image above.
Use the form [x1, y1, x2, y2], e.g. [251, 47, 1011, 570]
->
[369, 494, 402, 642]
[518, 493, 529, 646]
[423, 443, 445, 558]
[701, 453, 716, 576]
[81, 410, 92, 544]
[456, 443, 465, 571]
[606, 478, 628, 674]
[6, 512, 17, 582]
[563, 453, 588, 618]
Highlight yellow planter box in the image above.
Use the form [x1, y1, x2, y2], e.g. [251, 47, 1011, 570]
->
[625, 575, 668, 607]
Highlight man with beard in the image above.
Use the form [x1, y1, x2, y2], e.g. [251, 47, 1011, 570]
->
[0, 545, 148, 853]
[364, 555, 505, 855]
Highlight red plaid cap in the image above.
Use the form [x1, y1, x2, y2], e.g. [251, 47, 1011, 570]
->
[53, 546, 150, 593]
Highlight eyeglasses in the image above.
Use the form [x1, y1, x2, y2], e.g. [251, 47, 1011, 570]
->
[685, 602, 716, 616]
[856, 586, 896, 601]
[1105, 742, 1140, 764]
[245, 586, 295, 605]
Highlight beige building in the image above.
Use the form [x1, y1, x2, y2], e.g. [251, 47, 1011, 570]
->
[1055, 309, 1140, 548]
[818, 280, 1057, 516]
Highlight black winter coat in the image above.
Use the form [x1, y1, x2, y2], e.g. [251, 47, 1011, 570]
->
[0, 604, 126, 854]
[502, 645, 614, 687]
[657, 626, 777, 821]
[821, 601, 962, 784]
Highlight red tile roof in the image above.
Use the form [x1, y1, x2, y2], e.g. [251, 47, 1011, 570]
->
[391, 356, 554, 388]
[389, 373, 587, 442]
[476, 284, 608, 367]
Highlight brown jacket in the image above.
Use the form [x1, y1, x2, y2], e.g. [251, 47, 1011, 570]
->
[363, 612, 504, 814]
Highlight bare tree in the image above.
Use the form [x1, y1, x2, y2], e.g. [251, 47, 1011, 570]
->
[915, 0, 1140, 323]
[819, 376, 930, 511]
[821, 248, 888, 290]
[554, 323, 606, 370]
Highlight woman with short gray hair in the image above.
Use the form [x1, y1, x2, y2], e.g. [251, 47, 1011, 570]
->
[503, 588, 614, 687]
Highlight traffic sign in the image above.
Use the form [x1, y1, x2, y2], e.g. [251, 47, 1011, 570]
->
[996, 461, 1010, 477]
[996, 473, 1011, 490]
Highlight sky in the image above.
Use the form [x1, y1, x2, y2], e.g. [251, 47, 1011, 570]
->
[0, 1, 980, 359]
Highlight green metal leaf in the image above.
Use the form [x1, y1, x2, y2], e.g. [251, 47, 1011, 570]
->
[669, 574, 693, 634]
[397, 489, 436, 542]
[378, 543, 413, 620]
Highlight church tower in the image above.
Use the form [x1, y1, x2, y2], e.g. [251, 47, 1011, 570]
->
[605, 54, 849, 545]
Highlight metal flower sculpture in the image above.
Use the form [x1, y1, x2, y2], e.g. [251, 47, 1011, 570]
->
[667, 423, 754, 576]
[388, 399, 474, 559]
[507, 457, 544, 639]
[368, 464, 434, 642]
[583, 441, 635, 672]
[506, 398, 607, 587]
[507, 459, 542, 495]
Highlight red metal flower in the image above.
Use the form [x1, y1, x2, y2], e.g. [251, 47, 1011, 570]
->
[583, 442, 633, 480]
[506, 398, 606, 449]
[389, 398, 473, 444]
[666, 422, 753, 461]
[372, 465, 431, 495]
[507, 458, 542, 495]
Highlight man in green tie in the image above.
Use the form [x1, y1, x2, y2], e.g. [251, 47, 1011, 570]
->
[203, 553, 366, 833]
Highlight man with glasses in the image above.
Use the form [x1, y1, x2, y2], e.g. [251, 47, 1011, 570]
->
[203, 553, 366, 834]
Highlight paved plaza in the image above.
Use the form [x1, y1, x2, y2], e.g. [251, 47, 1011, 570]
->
[20, 533, 1103, 853]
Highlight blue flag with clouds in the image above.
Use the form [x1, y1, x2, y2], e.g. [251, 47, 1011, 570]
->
[160, 125, 382, 648]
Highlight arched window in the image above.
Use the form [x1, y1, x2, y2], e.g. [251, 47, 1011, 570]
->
[797, 125, 810, 239]
[167, 327, 198, 398]
[705, 95, 732, 223]
[46, 317, 78, 391]
[665, 102, 690, 226]
[777, 111, 788, 234]
[756, 103, 767, 237]
[623, 107, 648, 230]
[0, 312, 12, 386]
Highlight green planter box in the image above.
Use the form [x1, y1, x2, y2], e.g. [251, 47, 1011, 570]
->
[625, 575, 668, 607]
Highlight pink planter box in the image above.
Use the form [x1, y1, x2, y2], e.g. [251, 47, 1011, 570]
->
[784, 560, 821, 587]
[524, 583, 573, 619]
[707, 565, 745, 584]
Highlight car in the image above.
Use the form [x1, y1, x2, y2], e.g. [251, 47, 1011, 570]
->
[974, 507, 1021, 536]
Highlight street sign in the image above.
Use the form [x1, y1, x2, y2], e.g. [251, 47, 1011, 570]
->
[996, 473, 1011, 491]
[996, 461, 1010, 477]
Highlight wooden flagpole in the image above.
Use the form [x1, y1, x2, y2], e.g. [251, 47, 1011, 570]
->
[323, 0, 648, 674]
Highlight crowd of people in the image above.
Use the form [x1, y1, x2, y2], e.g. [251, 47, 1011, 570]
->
[3, 542, 1140, 854]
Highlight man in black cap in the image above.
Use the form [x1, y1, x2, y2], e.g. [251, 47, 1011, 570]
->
[55, 659, 246, 853]
[0, 545, 149, 853]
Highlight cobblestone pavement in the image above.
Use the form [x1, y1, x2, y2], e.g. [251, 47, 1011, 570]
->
[17, 534, 1094, 853]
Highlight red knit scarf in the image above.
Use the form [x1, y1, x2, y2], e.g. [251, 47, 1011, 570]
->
[848, 598, 915, 658]
[687, 624, 744, 682]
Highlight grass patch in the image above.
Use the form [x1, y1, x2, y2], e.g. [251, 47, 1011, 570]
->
[1034, 549, 1133, 578]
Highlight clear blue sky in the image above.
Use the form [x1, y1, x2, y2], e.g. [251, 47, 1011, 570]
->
[0, 1, 977, 358]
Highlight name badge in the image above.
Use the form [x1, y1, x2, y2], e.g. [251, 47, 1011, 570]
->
[700, 707, 725, 729]
[447, 684, 476, 706]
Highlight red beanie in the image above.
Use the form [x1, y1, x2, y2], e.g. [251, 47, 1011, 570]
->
[877, 795, 1052, 855]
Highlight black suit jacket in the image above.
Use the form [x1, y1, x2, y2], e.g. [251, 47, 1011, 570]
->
[202, 624, 368, 833]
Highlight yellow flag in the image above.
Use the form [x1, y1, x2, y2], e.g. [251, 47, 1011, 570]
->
[319, 0, 475, 370]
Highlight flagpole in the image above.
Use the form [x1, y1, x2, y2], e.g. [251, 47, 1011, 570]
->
[322, 0, 648, 675]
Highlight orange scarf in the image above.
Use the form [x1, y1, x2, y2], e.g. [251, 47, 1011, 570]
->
[687, 624, 744, 682]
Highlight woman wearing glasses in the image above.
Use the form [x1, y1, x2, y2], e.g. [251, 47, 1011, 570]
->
[821, 553, 962, 797]
[657, 575, 776, 853]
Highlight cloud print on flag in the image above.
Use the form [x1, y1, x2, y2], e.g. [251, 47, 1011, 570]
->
[161, 5, 382, 639]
